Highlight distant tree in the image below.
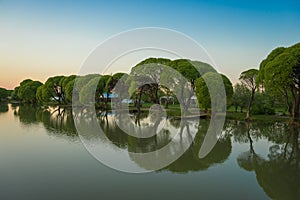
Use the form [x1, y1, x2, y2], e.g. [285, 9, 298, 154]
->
[12, 86, 20, 100]
[65, 79, 75, 103]
[239, 69, 258, 120]
[96, 75, 111, 101]
[221, 74, 234, 105]
[41, 76, 65, 103]
[0, 87, 10, 101]
[168, 59, 216, 114]
[195, 72, 233, 112]
[231, 83, 251, 112]
[79, 76, 100, 105]
[251, 92, 275, 115]
[36, 85, 44, 103]
[258, 42, 300, 123]
[130, 58, 171, 104]
[59, 75, 76, 91]
[17, 80, 42, 103]
[37, 75, 77, 104]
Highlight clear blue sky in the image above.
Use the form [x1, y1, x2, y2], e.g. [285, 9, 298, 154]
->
[0, 0, 299, 89]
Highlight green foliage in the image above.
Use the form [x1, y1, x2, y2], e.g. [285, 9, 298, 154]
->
[239, 69, 258, 91]
[12, 86, 20, 100]
[195, 76, 210, 110]
[0, 87, 11, 100]
[169, 59, 200, 86]
[189, 60, 217, 75]
[257, 47, 285, 86]
[231, 83, 251, 112]
[252, 93, 275, 115]
[42, 76, 65, 102]
[65, 79, 75, 102]
[59, 75, 76, 90]
[79, 76, 100, 105]
[195, 72, 232, 110]
[130, 59, 171, 104]
[105, 73, 125, 92]
[97, 75, 111, 97]
[221, 74, 234, 104]
[258, 42, 300, 120]
[17, 80, 42, 103]
[36, 85, 44, 103]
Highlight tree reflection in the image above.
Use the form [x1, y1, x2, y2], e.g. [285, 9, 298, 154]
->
[0, 103, 8, 114]
[236, 122, 300, 200]
[162, 119, 232, 173]
[14, 104, 232, 173]
[14, 104, 41, 125]
[14, 104, 77, 137]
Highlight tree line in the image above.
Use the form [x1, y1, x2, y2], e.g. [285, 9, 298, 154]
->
[233, 42, 300, 123]
[3, 42, 300, 122]
[10, 58, 233, 112]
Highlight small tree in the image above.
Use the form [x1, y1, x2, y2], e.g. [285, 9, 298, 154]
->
[231, 83, 251, 112]
[239, 69, 258, 120]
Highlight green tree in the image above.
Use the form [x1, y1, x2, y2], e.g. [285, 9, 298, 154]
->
[17, 80, 42, 103]
[12, 86, 20, 100]
[79, 76, 100, 105]
[65, 79, 75, 102]
[252, 92, 275, 115]
[258, 42, 300, 123]
[221, 74, 234, 105]
[239, 69, 258, 120]
[130, 58, 171, 104]
[0, 87, 10, 101]
[195, 73, 233, 112]
[56, 75, 76, 103]
[41, 76, 65, 103]
[231, 83, 251, 112]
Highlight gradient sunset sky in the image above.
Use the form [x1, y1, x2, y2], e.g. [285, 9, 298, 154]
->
[0, 0, 300, 89]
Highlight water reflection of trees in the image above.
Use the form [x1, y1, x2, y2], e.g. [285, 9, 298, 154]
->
[14, 104, 232, 173]
[14, 104, 77, 137]
[0, 103, 8, 114]
[230, 120, 300, 200]
[77, 109, 232, 172]
[162, 119, 231, 173]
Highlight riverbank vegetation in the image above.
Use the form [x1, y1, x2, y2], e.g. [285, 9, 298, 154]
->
[2, 42, 300, 123]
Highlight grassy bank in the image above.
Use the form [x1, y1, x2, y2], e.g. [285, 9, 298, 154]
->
[226, 111, 290, 123]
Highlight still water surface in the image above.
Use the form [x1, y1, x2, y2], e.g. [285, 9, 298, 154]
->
[0, 103, 299, 199]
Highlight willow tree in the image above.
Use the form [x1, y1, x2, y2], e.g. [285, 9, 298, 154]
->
[130, 58, 171, 104]
[16, 79, 42, 103]
[258, 42, 300, 123]
[239, 69, 258, 120]
[195, 73, 233, 112]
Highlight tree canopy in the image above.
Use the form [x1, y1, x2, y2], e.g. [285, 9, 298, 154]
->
[239, 69, 258, 120]
[195, 72, 233, 111]
[0, 87, 11, 101]
[258, 42, 300, 122]
[15, 79, 42, 103]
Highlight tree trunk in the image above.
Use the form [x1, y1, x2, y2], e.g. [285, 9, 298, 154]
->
[290, 87, 300, 124]
[246, 89, 255, 121]
[283, 91, 292, 117]
[135, 90, 142, 126]
[246, 122, 255, 154]
[165, 98, 169, 109]
[292, 89, 300, 123]
[155, 84, 159, 104]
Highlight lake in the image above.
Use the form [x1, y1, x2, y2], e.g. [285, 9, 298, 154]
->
[0, 103, 299, 200]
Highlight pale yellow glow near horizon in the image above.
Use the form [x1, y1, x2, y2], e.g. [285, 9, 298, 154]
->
[0, 22, 266, 90]
[0, 23, 98, 89]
